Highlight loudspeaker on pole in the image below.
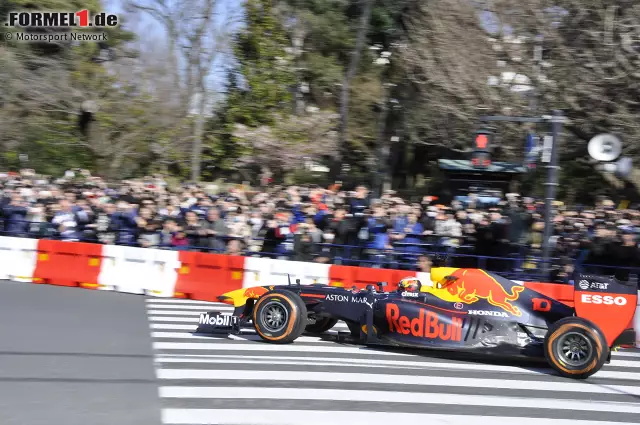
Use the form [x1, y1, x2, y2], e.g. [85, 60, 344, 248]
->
[588, 134, 622, 162]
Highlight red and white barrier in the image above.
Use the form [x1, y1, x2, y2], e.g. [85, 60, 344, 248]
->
[1, 236, 638, 347]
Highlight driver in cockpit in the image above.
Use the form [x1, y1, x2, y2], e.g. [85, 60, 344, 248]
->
[397, 277, 422, 293]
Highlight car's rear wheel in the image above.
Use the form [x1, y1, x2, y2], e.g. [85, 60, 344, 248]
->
[544, 317, 608, 379]
[252, 290, 307, 344]
[306, 317, 338, 334]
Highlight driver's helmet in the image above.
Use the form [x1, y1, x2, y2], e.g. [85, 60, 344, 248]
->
[398, 277, 421, 293]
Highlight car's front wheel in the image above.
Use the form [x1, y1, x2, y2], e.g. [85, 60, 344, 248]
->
[544, 317, 608, 379]
[252, 289, 307, 344]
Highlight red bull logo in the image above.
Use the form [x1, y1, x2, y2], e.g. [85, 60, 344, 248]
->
[386, 304, 463, 341]
[243, 286, 268, 298]
[444, 269, 524, 316]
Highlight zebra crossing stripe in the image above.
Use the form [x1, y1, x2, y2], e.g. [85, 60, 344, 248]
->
[145, 298, 224, 305]
[158, 386, 640, 414]
[146, 304, 233, 311]
[160, 409, 640, 425]
[154, 369, 640, 395]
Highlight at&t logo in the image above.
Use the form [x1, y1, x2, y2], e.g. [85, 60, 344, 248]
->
[579, 280, 610, 290]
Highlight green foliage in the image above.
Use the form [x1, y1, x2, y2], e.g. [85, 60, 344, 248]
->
[233, 0, 296, 126]
[203, 72, 248, 178]
[203, 0, 296, 178]
[302, 52, 343, 104]
[299, 3, 353, 60]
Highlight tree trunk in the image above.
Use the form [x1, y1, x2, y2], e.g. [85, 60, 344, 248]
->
[109, 151, 126, 180]
[334, 0, 374, 178]
[168, 29, 183, 109]
[373, 84, 391, 198]
[191, 88, 207, 182]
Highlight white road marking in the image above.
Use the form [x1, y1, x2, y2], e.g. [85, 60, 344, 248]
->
[160, 409, 640, 425]
[158, 386, 640, 413]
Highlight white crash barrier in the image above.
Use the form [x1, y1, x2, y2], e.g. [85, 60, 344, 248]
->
[98, 245, 150, 294]
[145, 249, 181, 297]
[266, 259, 331, 286]
[0, 236, 39, 282]
[242, 256, 331, 287]
[241, 256, 271, 288]
[98, 245, 179, 295]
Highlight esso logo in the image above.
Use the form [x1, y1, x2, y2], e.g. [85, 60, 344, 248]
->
[581, 294, 628, 306]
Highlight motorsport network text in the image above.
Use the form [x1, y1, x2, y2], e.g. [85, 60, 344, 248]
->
[5, 10, 118, 28]
[10, 32, 108, 42]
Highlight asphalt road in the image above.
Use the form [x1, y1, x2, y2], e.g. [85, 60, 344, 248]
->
[0, 281, 160, 425]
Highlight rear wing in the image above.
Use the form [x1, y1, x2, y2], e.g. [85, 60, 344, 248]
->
[573, 273, 638, 346]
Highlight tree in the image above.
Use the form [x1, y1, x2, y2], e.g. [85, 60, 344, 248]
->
[400, 0, 527, 152]
[201, 69, 247, 178]
[232, 109, 339, 176]
[125, 0, 237, 181]
[488, 0, 640, 195]
[335, 0, 374, 176]
[267, 0, 412, 182]
[203, 0, 299, 181]
[232, 0, 297, 126]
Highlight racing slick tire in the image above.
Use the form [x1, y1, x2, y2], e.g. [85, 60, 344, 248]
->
[306, 317, 339, 334]
[252, 289, 308, 344]
[544, 317, 609, 380]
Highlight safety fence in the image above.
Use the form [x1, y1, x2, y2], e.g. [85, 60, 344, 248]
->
[1, 235, 639, 347]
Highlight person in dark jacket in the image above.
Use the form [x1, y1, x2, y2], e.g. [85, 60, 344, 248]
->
[199, 208, 229, 252]
[3, 193, 29, 236]
[259, 215, 286, 256]
[610, 228, 640, 282]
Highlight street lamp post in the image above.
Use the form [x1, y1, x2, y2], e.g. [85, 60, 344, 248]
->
[479, 110, 565, 278]
[540, 110, 563, 275]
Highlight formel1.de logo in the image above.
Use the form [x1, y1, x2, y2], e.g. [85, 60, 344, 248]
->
[5, 10, 118, 28]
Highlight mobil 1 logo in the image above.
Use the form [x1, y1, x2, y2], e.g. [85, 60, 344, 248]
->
[199, 312, 238, 327]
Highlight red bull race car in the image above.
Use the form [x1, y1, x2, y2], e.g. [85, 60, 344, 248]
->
[195, 266, 637, 379]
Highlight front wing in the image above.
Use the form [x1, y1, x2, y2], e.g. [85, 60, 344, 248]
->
[196, 311, 243, 335]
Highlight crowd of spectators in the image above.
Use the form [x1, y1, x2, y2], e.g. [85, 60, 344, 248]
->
[1, 169, 639, 283]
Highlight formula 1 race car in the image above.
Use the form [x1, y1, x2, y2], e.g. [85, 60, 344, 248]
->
[195, 267, 638, 379]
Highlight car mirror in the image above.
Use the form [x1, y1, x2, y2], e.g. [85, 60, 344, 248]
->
[436, 275, 458, 289]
